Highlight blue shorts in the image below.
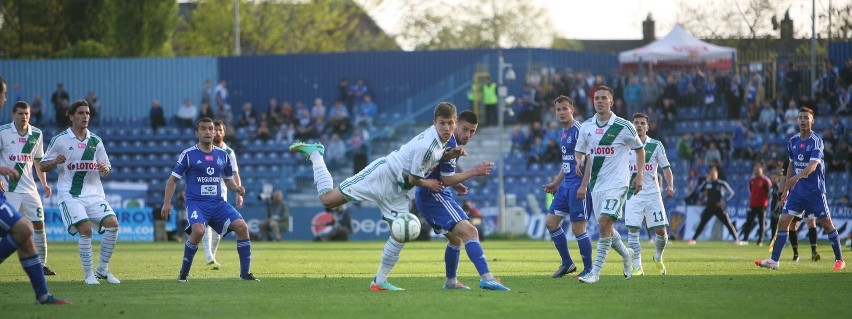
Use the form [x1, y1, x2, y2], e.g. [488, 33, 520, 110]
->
[783, 192, 830, 219]
[414, 190, 468, 234]
[0, 201, 23, 237]
[548, 183, 593, 222]
[185, 200, 244, 236]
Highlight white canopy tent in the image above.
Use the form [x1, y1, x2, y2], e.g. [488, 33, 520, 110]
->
[619, 25, 737, 69]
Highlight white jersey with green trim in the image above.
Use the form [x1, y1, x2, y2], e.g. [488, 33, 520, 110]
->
[41, 128, 110, 199]
[383, 125, 447, 188]
[218, 142, 238, 201]
[0, 123, 44, 193]
[627, 136, 670, 199]
[576, 113, 643, 192]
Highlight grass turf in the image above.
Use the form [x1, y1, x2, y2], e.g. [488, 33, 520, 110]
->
[1, 239, 849, 318]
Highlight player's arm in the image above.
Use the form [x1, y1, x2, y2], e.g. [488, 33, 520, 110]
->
[574, 151, 586, 176]
[33, 157, 52, 198]
[722, 180, 735, 202]
[440, 161, 493, 186]
[161, 175, 179, 219]
[223, 177, 246, 196]
[784, 159, 819, 191]
[662, 167, 674, 198]
[409, 174, 442, 193]
[577, 155, 592, 200]
[39, 145, 66, 172]
[632, 147, 646, 194]
[544, 171, 564, 194]
[230, 151, 243, 207]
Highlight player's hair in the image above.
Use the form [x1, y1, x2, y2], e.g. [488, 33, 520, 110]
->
[434, 102, 456, 119]
[66, 99, 89, 117]
[213, 119, 226, 128]
[553, 95, 575, 106]
[632, 112, 649, 122]
[0, 75, 5, 89]
[595, 85, 614, 96]
[798, 107, 814, 116]
[196, 117, 214, 130]
[458, 110, 478, 124]
[13, 101, 30, 113]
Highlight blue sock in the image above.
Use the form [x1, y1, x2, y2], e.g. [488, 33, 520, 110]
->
[771, 231, 788, 261]
[550, 228, 573, 266]
[237, 239, 252, 275]
[0, 234, 21, 263]
[21, 255, 49, 300]
[445, 244, 460, 279]
[180, 241, 198, 275]
[576, 232, 593, 271]
[827, 230, 843, 261]
[464, 239, 491, 275]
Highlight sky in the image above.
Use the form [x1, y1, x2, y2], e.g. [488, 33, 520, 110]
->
[367, 0, 826, 41]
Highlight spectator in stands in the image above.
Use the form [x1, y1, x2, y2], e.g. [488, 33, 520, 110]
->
[481, 75, 498, 126]
[294, 108, 315, 140]
[691, 132, 706, 160]
[313, 117, 329, 139]
[255, 116, 271, 141]
[703, 142, 722, 166]
[274, 120, 294, 144]
[781, 100, 799, 134]
[745, 129, 763, 159]
[175, 99, 197, 129]
[704, 74, 718, 109]
[237, 102, 257, 128]
[526, 136, 546, 168]
[677, 133, 693, 160]
[199, 101, 215, 121]
[830, 115, 846, 139]
[325, 133, 346, 168]
[824, 140, 836, 172]
[642, 76, 659, 108]
[756, 102, 776, 134]
[693, 157, 709, 179]
[338, 77, 350, 106]
[314, 205, 352, 242]
[783, 62, 801, 101]
[716, 132, 732, 161]
[518, 84, 541, 124]
[266, 98, 283, 130]
[746, 74, 764, 108]
[200, 79, 212, 107]
[30, 95, 43, 126]
[624, 75, 643, 116]
[310, 98, 326, 122]
[684, 168, 702, 205]
[327, 100, 350, 136]
[510, 124, 528, 154]
[836, 86, 850, 115]
[543, 138, 561, 164]
[216, 102, 233, 126]
[280, 101, 296, 126]
[772, 105, 785, 133]
[528, 121, 545, 141]
[726, 75, 744, 120]
[817, 65, 838, 110]
[732, 121, 748, 159]
[349, 125, 369, 153]
[767, 144, 786, 164]
[348, 78, 368, 108]
[841, 58, 852, 90]
[213, 80, 228, 109]
[355, 95, 377, 129]
[50, 83, 69, 128]
[149, 99, 166, 133]
[259, 190, 288, 242]
[659, 98, 676, 132]
[544, 121, 560, 144]
[571, 78, 590, 114]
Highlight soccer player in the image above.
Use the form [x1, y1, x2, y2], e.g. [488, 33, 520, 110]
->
[575, 86, 644, 284]
[541, 96, 594, 279]
[41, 100, 121, 285]
[624, 112, 674, 276]
[742, 163, 772, 246]
[767, 159, 820, 261]
[0, 101, 56, 275]
[0, 75, 70, 304]
[200, 120, 243, 269]
[160, 117, 256, 282]
[414, 110, 510, 291]
[686, 166, 741, 245]
[290, 102, 465, 291]
[756, 107, 845, 271]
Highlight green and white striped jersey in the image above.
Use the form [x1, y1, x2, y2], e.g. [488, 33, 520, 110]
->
[0, 123, 44, 193]
[384, 125, 447, 188]
[627, 136, 671, 199]
[576, 113, 643, 192]
[42, 128, 110, 199]
[218, 142, 238, 200]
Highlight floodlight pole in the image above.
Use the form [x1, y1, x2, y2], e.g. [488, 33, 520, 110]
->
[497, 52, 514, 234]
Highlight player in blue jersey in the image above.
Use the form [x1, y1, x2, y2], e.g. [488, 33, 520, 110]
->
[414, 110, 510, 291]
[160, 117, 257, 282]
[755, 107, 846, 271]
[0, 75, 70, 304]
[541, 95, 594, 279]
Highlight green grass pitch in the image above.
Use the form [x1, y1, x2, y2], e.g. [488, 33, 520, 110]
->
[1, 240, 849, 318]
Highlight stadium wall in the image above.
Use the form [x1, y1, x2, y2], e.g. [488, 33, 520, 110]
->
[829, 41, 852, 65]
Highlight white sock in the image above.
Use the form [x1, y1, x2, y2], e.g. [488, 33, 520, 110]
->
[445, 277, 457, 286]
[592, 237, 612, 275]
[628, 231, 642, 268]
[33, 229, 47, 265]
[655, 233, 668, 261]
[210, 233, 220, 257]
[310, 152, 333, 195]
[98, 227, 118, 272]
[79, 235, 93, 277]
[202, 227, 214, 262]
[375, 237, 405, 284]
[610, 230, 629, 257]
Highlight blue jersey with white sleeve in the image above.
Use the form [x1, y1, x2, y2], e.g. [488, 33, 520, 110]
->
[414, 135, 470, 233]
[787, 133, 826, 195]
[171, 145, 234, 203]
[416, 135, 457, 197]
[561, 122, 583, 186]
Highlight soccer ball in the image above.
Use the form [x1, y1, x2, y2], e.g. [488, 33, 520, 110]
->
[390, 213, 421, 242]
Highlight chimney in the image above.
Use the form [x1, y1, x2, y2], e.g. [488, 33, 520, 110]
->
[643, 13, 656, 41]
[780, 9, 794, 40]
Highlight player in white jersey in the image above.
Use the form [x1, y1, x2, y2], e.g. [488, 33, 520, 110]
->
[0, 101, 56, 275]
[290, 102, 458, 291]
[200, 120, 243, 269]
[624, 113, 673, 276]
[575, 85, 645, 284]
[41, 100, 121, 285]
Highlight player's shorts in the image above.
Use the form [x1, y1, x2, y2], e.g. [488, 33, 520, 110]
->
[185, 200, 244, 236]
[414, 189, 468, 234]
[339, 158, 410, 221]
[4, 192, 45, 222]
[783, 192, 830, 219]
[624, 193, 668, 229]
[0, 200, 23, 237]
[591, 186, 628, 220]
[548, 183, 593, 222]
[58, 195, 116, 236]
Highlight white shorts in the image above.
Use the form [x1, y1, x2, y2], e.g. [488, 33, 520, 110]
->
[624, 194, 668, 229]
[338, 158, 410, 221]
[58, 195, 116, 235]
[4, 192, 45, 222]
[592, 187, 628, 220]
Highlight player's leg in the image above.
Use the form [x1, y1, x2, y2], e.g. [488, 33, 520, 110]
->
[570, 194, 594, 277]
[546, 203, 576, 277]
[810, 196, 844, 270]
[756, 206, 767, 246]
[179, 222, 206, 282]
[59, 199, 99, 284]
[202, 225, 219, 268]
[689, 207, 714, 243]
[789, 216, 802, 261]
[0, 208, 69, 304]
[84, 199, 120, 284]
[442, 232, 466, 289]
[229, 218, 257, 280]
[289, 142, 337, 202]
[743, 206, 758, 243]
[582, 189, 631, 283]
[715, 207, 741, 243]
[624, 197, 645, 276]
[415, 192, 466, 289]
[756, 209, 797, 269]
[450, 219, 509, 291]
[653, 227, 668, 275]
[806, 217, 820, 261]
[370, 196, 411, 291]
